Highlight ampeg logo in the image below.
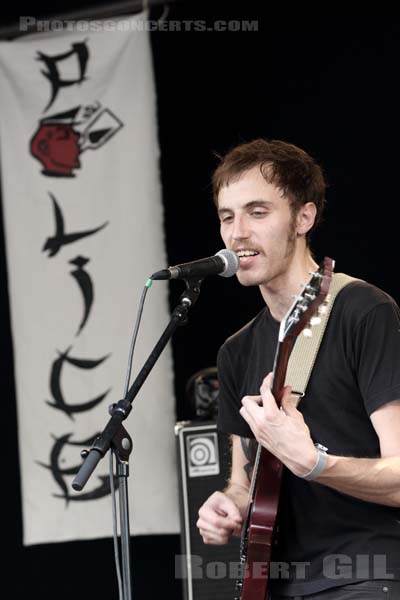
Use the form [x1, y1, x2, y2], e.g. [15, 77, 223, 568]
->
[187, 432, 220, 477]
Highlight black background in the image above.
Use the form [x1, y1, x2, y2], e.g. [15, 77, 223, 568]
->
[1, 2, 400, 598]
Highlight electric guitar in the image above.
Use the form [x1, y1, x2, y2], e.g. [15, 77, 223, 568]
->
[235, 257, 334, 600]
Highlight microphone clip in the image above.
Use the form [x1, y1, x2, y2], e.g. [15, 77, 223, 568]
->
[172, 277, 203, 326]
[180, 277, 203, 306]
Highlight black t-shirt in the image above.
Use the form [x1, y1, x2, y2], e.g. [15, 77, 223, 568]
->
[217, 281, 400, 596]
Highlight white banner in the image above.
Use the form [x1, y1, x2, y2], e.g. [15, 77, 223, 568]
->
[0, 15, 179, 545]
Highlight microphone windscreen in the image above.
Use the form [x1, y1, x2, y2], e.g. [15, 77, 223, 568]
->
[215, 249, 240, 278]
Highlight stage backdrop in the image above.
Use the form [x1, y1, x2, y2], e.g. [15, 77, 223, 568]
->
[0, 14, 179, 545]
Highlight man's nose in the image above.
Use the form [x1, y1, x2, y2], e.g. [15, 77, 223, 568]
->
[232, 216, 250, 240]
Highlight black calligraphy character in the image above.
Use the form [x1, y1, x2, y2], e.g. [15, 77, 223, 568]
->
[37, 41, 89, 111]
[46, 346, 111, 419]
[37, 433, 117, 504]
[43, 192, 108, 257]
[69, 256, 93, 335]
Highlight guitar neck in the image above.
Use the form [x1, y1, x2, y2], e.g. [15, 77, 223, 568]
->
[247, 337, 293, 500]
[271, 338, 295, 407]
[237, 259, 334, 600]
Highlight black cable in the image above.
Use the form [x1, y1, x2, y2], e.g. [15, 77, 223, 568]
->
[109, 276, 153, 600]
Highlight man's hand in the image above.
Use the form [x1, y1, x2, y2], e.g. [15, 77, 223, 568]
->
[197, 491, 243, 545]
[239, 372, 317, 476]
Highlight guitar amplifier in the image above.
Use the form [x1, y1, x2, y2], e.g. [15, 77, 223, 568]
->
[175, 420, 241, 600]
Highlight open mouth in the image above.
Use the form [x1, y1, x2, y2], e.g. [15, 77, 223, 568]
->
[236, 250, 260, 259]
[236, 250, 260, 268]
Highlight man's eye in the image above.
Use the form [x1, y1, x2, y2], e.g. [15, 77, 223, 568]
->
[221, 215, 233, 223]
[251, 211, 267, 217]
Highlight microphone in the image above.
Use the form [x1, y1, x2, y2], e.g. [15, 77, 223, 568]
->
[151, 249, 239, 281]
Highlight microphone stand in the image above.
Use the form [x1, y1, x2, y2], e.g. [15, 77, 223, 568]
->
[71, 277, 203, 600]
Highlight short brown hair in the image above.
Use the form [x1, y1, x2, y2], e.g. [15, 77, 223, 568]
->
[212, 139, 327, 237]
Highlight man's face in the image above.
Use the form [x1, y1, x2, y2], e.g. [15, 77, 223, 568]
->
[217, 166, 297, 288]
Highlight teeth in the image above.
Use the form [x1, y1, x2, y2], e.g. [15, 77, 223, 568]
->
[237, 250, 259, 257]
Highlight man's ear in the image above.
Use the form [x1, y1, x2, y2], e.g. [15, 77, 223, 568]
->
[296, 202, 317, 236]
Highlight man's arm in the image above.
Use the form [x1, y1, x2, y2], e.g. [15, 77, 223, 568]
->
[223, 434, 255, 512]
[196, 434, 254, 545]
[315, 399, 400, 506]
[240, 373, 400, 507]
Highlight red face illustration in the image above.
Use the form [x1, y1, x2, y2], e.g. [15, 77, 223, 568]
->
[30, 124, 81, 176]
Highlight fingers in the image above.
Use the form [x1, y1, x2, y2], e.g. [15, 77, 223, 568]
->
[259, 374, 281, 416]
[260, 371, 273, 392]
[260, 374, 296, 416]
[197, 522, 239, 545]
[206, 489, 242, 519]
[238, 375, 314, 474]
[197, 492, 243, 545]
[279, 385, 306, 421]
[240, 390, 279, 430]
[281, 389, 301, 417]
[240, 375, 293, 441]
[239, 395, 260, 430]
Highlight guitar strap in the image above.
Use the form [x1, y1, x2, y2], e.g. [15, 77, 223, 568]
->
[285, 273, 360, 398]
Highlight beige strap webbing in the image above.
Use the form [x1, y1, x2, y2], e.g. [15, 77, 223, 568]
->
[285, 273, 360, 397]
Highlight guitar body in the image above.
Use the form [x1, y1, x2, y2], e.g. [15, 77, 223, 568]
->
[240, 450, 283, 599]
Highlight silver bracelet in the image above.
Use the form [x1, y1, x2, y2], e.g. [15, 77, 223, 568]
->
[299, 445, 328, 481]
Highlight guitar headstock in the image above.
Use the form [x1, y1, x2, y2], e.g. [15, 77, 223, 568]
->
[279, 257, 334, 342]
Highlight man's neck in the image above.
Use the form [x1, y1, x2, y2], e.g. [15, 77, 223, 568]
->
[259, 249, 318, 322]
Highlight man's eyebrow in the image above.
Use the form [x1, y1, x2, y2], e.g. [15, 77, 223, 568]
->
[218, 200, 273, 215]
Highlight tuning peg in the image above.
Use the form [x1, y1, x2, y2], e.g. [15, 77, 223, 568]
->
[304, 292, 316, 301]
[308, 270, 323, 278]
[303, 326, 312, 337]
[310, 315, 321, 326]
[318, 296, 330, 315]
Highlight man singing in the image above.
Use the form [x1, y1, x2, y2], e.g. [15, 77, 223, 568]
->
[197, 139, 400, 599]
